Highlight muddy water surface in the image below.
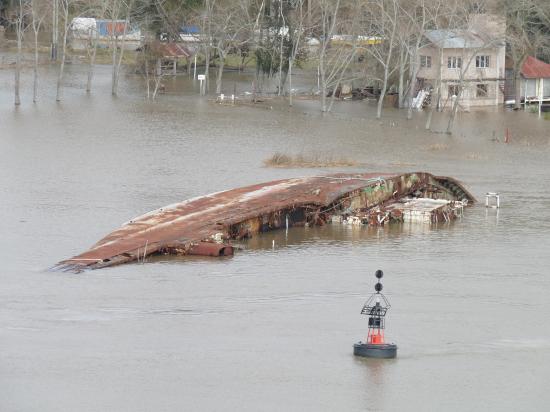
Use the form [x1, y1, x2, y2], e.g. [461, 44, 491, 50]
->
[1, 63, 550, 411]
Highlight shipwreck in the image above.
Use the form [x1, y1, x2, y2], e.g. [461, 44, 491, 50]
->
[54, 172, 475, 272]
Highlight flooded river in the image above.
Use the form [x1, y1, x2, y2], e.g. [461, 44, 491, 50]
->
[1, 63, 550, 411]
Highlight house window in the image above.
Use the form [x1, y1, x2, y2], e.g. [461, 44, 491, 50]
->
[476, 55, 490, 68]
[476, 83, 488, 97]
[448, 56, 462, 69]
[420, 55, 431, 68]
[448, 85, 461, 97]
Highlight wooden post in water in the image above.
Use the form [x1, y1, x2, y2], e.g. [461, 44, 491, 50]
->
[539, 78, 544, 118]
[523, 79, 527, 111]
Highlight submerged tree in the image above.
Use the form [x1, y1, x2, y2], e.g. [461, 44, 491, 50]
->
[31, 0, 48, 102]
[14, 0, 28, 106]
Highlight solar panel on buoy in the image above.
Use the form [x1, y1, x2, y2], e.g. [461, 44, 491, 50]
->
[353, 270, 398, 359]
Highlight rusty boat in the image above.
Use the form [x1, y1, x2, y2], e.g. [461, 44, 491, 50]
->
[54, 172, 475, 272]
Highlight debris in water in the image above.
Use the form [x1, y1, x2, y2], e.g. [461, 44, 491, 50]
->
[54, 172, 475, 272]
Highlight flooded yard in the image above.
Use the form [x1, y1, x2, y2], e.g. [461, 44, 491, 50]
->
[1, 62, 550, 411]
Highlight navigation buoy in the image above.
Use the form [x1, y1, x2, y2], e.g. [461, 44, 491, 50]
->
[353, 270, 397, 358]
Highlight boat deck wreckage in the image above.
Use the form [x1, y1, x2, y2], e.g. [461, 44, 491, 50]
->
[54, 172, 475, 272]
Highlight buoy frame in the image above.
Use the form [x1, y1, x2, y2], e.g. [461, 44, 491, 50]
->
[354, 269, 397, 359]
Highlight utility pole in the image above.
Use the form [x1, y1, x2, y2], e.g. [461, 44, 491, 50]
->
[51, 0, 58, 60]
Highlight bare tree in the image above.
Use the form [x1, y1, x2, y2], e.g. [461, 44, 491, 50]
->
[288, 0, 306, 107]
[86, 2, 108, 93]
[362, 0, 399, 119]
[201, 0, 214, 93]
[55, 0, 71, 102]
[109, 0, 135, 96]
[316, 0, 341, 112]
[138, 42, 165, 100]
[31, 0, 48, 102]
[209, 0, 255, 94]
[424, 45, 443, 130]
[403, 0, 429, 120]
[14, 0, 27, 106]
[424, 1, 448, 130]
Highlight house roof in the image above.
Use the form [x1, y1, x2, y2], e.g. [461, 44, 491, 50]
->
[159, 43, 191, 58]
[521, 56, 550, 79]
[425, 30, 486, 49]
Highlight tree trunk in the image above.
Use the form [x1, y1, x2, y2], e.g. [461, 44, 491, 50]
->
[113, 18, 129, 96]
[328, 54, 353, 112]
[375, 0, 397, 120]
[377, 66, 389, 119]
[446, 51, 477, 134]
[152, 74, 162, 100]
[406, 62, 420, 120]
[288, 57, 293, 106]
[513, 62, 523, 110]
[398, 47, 405, 108]
[33, 31, 39, 102]
[216, 52, 225, 94]
[56, 11, 69, 102]
[446, 90, 461, 134]
[87, 28, 99, 93]
[15, 24, 22, 106]
[320, 60, 327, 112]
[425, 48, 443, 130]
[145, 58, 150, 99]
[328, 79, 340, 112]
[204, 47, 210, 94]
[425, 83, 439, 130]
[111, 34, 118, 95]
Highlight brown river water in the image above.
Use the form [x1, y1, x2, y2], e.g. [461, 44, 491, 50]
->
[1, 62, 550, 411]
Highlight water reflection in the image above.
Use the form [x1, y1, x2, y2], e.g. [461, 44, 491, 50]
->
[354, 356, 398, 409]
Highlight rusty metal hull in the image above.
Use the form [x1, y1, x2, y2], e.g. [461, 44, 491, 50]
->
[54, 172, 475, 272]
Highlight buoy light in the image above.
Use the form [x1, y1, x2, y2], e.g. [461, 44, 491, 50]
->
[353, 270, 398, 358]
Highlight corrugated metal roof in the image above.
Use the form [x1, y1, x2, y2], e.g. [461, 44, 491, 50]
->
[521, 56, 550, 79]
[54, 172, 475, 272]
[160, 43, 191, 58]
[425, 30, 486, 49]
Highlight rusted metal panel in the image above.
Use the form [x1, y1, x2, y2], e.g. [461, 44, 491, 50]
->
[54, 172, 475, 272]
[188, 242, 234, 257]
[160, 43, 191, 58]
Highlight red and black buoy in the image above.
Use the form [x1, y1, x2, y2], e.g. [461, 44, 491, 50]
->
[353, 270, 397, 358]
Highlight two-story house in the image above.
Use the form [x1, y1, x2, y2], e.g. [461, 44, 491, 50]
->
[416, 15, 505, 108]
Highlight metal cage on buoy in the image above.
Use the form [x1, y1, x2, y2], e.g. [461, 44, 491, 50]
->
[354, 270, 397, 358]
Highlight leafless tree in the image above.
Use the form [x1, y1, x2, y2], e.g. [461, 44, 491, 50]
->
[288, 0, 306, 107]
[403, 0, 429, 120]
[31, 0, 48, 102]
[55, 0, 72, 102]
[362, 0, 399, 119]
[14, 0, 27, 106]
[109, 0, 135, 96]
[86, 2, 108, 93]
[315, 0, 352, 112]
[200, 0, 214, 93]
[138, 42, 165, 100]
[209, 0, 255, 94]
